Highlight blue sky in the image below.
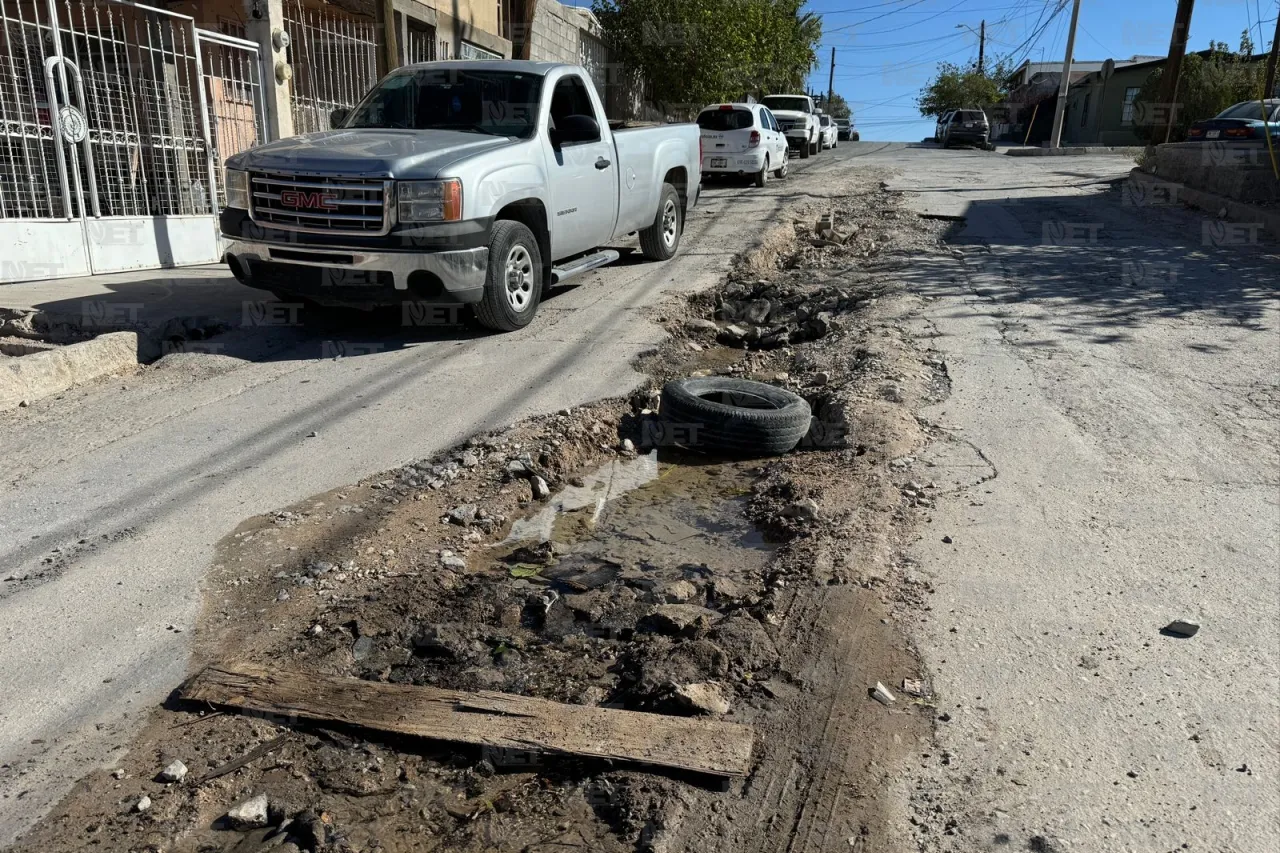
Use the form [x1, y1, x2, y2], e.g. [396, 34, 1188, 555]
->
[803, 0, 1278, 141]
[561, 1, 1278, 141]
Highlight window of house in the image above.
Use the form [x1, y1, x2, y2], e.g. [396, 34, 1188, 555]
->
[218, 17, 246, 40]
[1121, 87, 1141, 125]
[460, 41, 502, 60]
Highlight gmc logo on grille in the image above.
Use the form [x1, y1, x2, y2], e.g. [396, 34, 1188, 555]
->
[279, 189, 339, 210]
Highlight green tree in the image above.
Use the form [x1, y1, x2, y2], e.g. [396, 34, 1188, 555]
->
[917, 61, 1011, 118]
[815, 91, 851, 119]
[593, 0, 822, 110]
[1133, 50, 1266, 143]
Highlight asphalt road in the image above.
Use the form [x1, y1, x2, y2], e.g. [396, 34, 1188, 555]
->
[0, 142, 858, 843]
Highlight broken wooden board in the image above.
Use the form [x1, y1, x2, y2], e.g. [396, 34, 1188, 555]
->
[180, 661, 754, 778]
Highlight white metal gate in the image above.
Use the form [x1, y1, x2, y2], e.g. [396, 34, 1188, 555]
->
[0, 0, 266, 283]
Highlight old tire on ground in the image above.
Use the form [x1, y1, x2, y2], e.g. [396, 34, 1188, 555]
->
[754, 156, 769, 188]
[639, 183, 683, 261]
[472, 220, 543, 332]
[658, 377, 812, 456]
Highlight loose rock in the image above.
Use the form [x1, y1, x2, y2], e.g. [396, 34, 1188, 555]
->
[642, 604, 719, 637]
[226, 793, 270, 830]
[531, 476, 551, 500]
[673, 682, 732, 715]
[134, 795, 151, 812]
[782, 499, 821, 522]
[157, 759, 187, 783]
[447, 504, 478, 526]
[1162, 620, 1200, 638]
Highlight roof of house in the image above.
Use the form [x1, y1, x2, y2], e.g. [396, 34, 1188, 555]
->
[1066, 50, 1272, 89]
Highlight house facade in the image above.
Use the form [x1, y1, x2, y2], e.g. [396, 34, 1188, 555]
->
[0, 0, 543, 283]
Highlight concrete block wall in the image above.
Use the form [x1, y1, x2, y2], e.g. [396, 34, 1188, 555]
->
[529, 0, 582, 64]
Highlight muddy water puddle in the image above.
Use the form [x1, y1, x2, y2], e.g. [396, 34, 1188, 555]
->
[492, 449, 775, 594]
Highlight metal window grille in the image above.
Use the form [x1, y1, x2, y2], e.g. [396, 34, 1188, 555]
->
[284, 0, 378, 136]
[403, 23, 437, 64]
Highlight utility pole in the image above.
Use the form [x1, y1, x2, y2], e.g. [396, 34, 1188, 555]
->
[827, 47, 836, 110]
[979, 20, 985, 74]
[1049, 0, 1082, 148]
[1265, 10, 1280, 99]
[1153, 0, 1196, 146]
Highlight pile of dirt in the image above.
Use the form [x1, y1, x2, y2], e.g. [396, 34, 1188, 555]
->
[14, 167, 963, 853]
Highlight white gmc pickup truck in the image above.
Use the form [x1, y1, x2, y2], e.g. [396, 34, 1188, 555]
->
[220, 61, 701, 331]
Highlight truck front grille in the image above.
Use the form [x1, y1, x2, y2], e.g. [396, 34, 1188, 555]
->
[250, 173, 390, 236]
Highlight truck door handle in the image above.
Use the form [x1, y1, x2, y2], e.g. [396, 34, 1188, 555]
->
[595, 158, 611, 170]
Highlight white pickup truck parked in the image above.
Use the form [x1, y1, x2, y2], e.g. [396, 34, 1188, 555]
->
[220, 62, 701, 331]
[760, 94, 821, 158]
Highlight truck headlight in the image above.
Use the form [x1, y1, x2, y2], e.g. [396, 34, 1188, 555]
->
[225, 168, 249, 210]
[397, 179, 462, 223]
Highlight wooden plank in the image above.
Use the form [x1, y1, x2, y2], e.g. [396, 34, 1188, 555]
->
[179, 661, 754, 778]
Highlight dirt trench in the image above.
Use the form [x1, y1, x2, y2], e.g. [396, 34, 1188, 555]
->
[11, 169, 961, 853]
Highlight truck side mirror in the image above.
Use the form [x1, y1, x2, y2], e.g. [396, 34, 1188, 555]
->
[552, 114, 600, 146]
[330, 108, 349, 129]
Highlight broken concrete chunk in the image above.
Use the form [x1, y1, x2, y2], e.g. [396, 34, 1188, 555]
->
[685, 318, 718, 332]
[673, 682, 731, 715]
[642, 604, 719, 637]
[871, 682, 896, 705]
[157, 759, 188, 783]
[226, 793, 269, 830]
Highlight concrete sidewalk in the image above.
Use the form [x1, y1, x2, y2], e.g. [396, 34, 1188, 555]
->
[0, 263, 246, 335]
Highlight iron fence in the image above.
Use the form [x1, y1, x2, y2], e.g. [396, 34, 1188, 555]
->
[284, 0, 378, 135]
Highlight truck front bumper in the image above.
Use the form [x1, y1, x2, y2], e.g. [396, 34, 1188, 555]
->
[223, 240, 488, 305]
[784, 130, 810, 147]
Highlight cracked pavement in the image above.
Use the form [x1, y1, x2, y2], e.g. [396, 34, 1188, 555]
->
[887, 146, 1278, 851]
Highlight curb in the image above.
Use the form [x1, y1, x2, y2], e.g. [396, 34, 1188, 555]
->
[0, 331, 139, 411]
[1128, 168, 1280, 241]
[1005, 146, 1143, 157]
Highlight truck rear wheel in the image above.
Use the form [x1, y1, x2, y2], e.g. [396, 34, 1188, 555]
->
[639, 183, 682, 261]
[472, 220, 543, 332]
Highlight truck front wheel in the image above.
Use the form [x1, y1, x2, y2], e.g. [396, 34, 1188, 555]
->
[639, 183, 682, 261]
[473, 220, 543, 332]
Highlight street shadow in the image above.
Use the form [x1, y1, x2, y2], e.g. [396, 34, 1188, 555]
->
[898, 182, 1280, 337]
[20, 271, 594, 364]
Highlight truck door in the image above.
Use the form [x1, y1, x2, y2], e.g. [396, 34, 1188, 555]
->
[544, 73, 619, 259]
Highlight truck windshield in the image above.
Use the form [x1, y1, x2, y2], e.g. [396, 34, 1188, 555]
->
[344, 68, 544, 138]
[762, 97, 810, 113]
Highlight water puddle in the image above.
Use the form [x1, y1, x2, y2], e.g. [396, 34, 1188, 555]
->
[493, 449, 775, 590]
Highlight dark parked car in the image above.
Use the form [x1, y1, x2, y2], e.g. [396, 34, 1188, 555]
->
[942, 109, 989, 148]
[835, 118, 859, 141]
[1187, 99, 1280, 142]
